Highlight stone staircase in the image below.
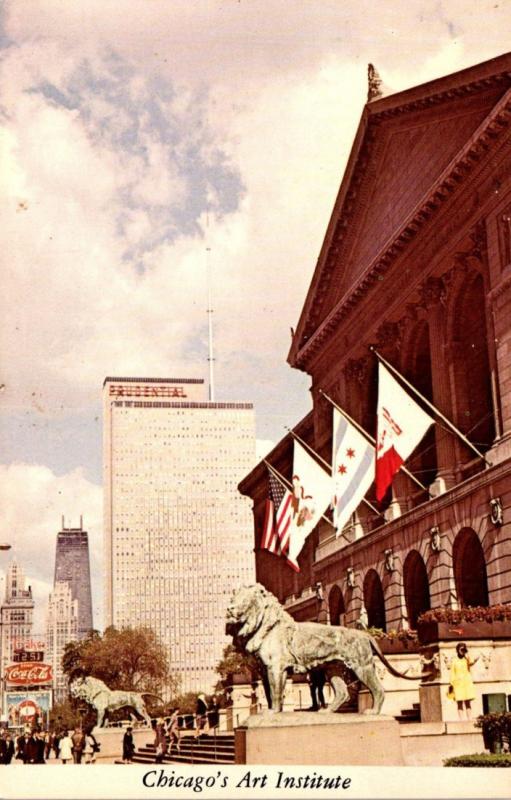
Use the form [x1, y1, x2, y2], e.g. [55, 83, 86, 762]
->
[132, 733, 235, 765]
[395, 702, 421, 724]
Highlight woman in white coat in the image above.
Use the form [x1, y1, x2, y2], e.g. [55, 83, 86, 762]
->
[59, 732, 73, 764]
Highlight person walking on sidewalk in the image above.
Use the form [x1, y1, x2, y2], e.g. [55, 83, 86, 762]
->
[167, 710, 181, 756]
[122, 726, 135, 764]
[154, 720, 167, 764]
[71, 728, 85, 764]
[59, 732, 73, 764]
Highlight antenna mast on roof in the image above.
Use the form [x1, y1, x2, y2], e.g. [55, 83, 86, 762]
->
[206, 245, 215, 402]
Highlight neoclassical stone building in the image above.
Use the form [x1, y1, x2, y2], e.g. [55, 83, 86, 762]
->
[239, 54, 511, 647]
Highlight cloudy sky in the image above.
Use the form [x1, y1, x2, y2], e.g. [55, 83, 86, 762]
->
[1, 0, 509, 632]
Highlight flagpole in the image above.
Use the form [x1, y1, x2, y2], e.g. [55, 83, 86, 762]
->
[319, 389, 430, 495]
[264, 460, 336, 530]
[370, 347, 491, 466]
[285, 427, 384, 520]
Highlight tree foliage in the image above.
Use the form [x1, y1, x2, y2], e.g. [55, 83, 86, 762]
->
[62, 625, 178, 697]
[49, 699, 82, 732]
[215, 643, 261, 686]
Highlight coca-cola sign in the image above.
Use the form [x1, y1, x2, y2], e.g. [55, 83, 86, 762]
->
[5, 662, 53, 685]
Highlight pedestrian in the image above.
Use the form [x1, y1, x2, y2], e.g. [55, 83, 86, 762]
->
[242, 682, 259, 715]
[59, 731, 73, 764]
[153, 720, 167, 764]
[122, 726, 135, 764]
[16, 730, 31, 763]
[44, 730, 53, 760]
[83, 728, 97, 764]
[34, 731, 46, 763]
[308, 667, 327, 711]
[24, 731, 38, 764]
[0, 732, 7, 765]
[195, 694, 208, 738]
[167, 709, 181, 756]
[52, 730, 61, 759]
[447, 642, 479, 720]
[71, 727, 85, 764]
[3, 733, 14, 765]
[208, 697, 220, 731]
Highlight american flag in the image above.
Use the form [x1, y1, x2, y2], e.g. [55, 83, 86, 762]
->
[261, 470, 293, 556]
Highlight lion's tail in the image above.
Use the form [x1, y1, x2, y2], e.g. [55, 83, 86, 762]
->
[370, 637, 421, 680]
[141, 692, 165, 704]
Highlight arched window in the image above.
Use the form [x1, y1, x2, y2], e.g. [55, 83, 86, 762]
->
[453, 527, 489, 607]
[403, 550, 431, 629]
[452, 273, 495, 453]
[328, 584, 345, 626]
[363, 569, 386, 631]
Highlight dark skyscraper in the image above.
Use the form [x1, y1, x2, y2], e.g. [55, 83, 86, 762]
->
[54, 517, 93, 638]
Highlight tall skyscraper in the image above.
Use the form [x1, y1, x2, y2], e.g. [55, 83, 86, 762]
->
[0, 562, 34, 679]
[45, 582, 78, 704]
[54, 518, 93, 639]
[103, 376, 256, 693]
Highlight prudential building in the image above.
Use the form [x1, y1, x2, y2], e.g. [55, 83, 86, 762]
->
[103, 376, 255, 693]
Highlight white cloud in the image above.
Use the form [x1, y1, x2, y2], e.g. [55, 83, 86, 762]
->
[1, 3, 509, 424]
[0, 463, 103, 631]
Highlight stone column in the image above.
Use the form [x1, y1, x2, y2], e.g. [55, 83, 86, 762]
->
[422, 281, 457, 492]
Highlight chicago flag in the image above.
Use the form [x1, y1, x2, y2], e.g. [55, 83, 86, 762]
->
[332, 408, 374, 536]
[376, 362, 434, 501]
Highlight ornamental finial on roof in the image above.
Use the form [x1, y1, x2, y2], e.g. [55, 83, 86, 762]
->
[367, 63, 383, 102]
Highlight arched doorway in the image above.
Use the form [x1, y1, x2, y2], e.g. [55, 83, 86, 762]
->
[328, 584, 345, 626]
[363, 569, 386, 631]
[453, 527, 489, 607]
[403, 550, 431, 629]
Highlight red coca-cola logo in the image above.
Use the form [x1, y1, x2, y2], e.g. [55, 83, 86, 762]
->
[5, 662, 53, 685]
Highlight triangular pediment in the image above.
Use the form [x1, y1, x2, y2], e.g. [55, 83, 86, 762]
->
[290, 54, 511, 367]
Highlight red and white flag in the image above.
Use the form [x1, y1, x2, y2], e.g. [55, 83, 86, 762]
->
[261, 469, 293, 555]
[376, 363, 434, 501]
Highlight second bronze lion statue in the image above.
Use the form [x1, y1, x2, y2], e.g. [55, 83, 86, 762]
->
[226, 583, 418, 714]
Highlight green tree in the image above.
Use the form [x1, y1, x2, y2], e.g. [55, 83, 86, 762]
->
[49, 699, 81, 732]
[214, 643, 261, 689]
[63, 625, 178, 697]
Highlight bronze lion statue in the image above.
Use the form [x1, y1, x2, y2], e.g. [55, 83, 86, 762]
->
[226, 584, 418, 714]
[69, 676, 161, 727]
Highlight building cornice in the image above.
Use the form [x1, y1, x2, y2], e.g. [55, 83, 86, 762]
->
[313, 455, 511, 571]
[103, 376, 204, 386]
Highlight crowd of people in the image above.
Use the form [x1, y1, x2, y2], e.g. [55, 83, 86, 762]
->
[1, 689, 248, 766]
[0, 726, 100, 764]
[152, 694, 221, 763]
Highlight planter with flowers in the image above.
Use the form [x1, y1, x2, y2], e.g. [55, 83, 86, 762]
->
[367, 627, 420, 654]
[417, 605, 511, 646]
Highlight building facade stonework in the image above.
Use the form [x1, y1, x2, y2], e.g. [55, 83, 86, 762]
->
[239, 55, 511, 719]
[0, 562, 34, 680]
[45, 581, 78, 704]
[103, 377, 256, 693]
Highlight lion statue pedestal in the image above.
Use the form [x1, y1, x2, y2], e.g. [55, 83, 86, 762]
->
[226, 584, 414, 766]
[235, 711, 404, 766]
